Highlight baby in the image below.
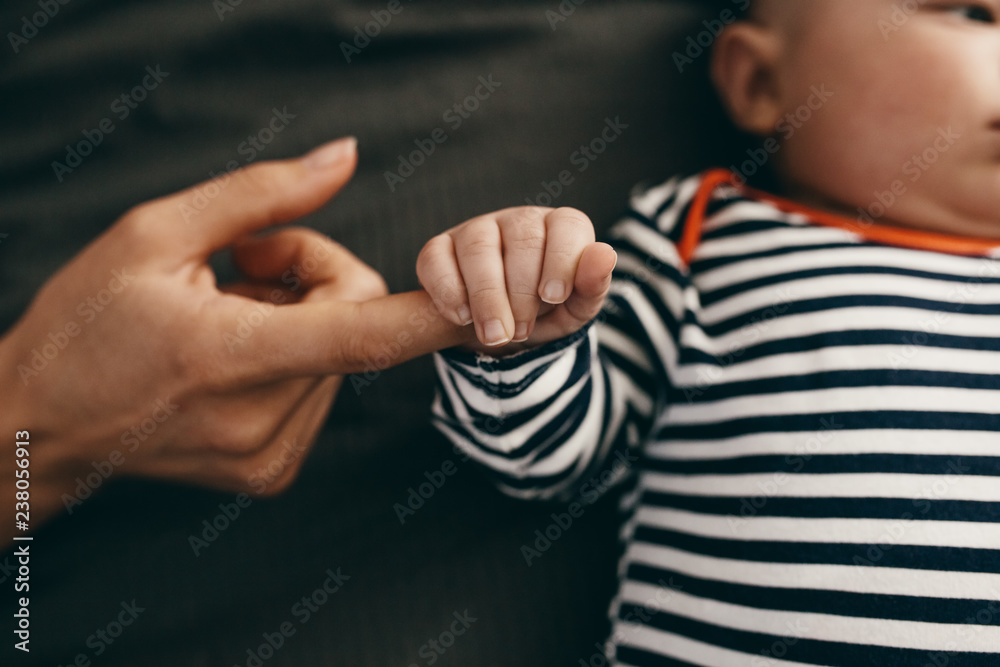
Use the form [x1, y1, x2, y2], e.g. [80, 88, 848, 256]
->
[416, 1, 1000, 665]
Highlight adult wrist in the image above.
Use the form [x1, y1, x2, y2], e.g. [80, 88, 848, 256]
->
[0, 332, 88, 544]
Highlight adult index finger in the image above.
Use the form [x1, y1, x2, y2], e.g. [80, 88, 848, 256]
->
[229, 290, 476, 384]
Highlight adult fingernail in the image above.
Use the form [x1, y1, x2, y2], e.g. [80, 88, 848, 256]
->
[482, 319, 509, 347]
[513, 322, 529, 342]
[304, 136, 357, 170]
[456, 305, 473, 326]
[542, 280, 566, 303]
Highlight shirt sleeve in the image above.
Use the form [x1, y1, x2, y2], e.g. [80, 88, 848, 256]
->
[430, 174, 702, 501]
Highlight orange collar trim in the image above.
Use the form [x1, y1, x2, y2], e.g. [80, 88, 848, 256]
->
[677, 168, 1000, 266]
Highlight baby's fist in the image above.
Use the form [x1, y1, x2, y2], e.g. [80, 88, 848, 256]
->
[416, 207, 617, 355]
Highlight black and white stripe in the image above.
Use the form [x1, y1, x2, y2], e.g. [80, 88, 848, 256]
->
[432, 172, 1000, 666]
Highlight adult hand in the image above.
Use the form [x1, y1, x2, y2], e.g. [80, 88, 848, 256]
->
[0, 137, 472, 548]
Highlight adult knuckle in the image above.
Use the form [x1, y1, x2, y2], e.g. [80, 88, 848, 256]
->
[276, 468, 301, 493]
[203, 420, 270, 456]
[295, 227, 330, 246]
[355, 266, 389, 300]
[253, 477, 287, 497]
[118, 202, 161, 241]
[238, 461, 277, 496]
[243, 447, 307, 497]
[255, 465, 300, 497]
[293, 231, 331, 262]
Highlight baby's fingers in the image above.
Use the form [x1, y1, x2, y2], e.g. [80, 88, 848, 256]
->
[498, 208, 548, 342]
[453, 219, 514, 347]
[539, 208, 597, 305]
[417, 234, 472, 326]
[533, 242, 617, 343]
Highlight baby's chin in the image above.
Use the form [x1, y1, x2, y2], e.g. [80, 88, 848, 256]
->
[775, 166, 1000, 242]
[865, 185, 1000, 241]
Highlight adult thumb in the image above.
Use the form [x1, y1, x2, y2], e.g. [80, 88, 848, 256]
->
[129, 137, 359, 264]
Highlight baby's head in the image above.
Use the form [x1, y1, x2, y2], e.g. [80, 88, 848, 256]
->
[712, 0, 1000, 239]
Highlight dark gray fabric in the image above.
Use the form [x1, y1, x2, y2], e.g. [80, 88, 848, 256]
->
[0, 1, 730, 664]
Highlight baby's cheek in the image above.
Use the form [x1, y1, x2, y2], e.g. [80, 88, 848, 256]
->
[776, 54, 963, 215]
[774, 88, 898, 209]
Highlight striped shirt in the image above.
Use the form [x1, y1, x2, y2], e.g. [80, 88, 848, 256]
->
[431, 170, 1000, 666]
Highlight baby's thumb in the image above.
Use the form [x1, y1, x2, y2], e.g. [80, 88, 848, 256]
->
[563, 243, 617, 325]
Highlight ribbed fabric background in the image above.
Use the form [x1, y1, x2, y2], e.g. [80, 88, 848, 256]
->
[0, 1, 733, 664]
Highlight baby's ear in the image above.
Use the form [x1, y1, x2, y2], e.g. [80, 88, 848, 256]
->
[710, 22, 784, 136]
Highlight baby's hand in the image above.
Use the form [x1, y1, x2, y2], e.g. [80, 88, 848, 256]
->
[417, 207, 617, 354]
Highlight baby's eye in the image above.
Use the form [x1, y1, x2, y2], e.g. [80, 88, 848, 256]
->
[944, 3, 997, 22]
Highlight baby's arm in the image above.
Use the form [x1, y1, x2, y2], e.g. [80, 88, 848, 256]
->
[419, 198, 682, 501]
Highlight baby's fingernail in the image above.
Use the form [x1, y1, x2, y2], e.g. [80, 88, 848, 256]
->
[303, 136, 357, 170]
[542, 280, 566, 303]
[456, 305, 473, 326]
[513, 322, 529, 342]
[482, 319, 509, 347]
